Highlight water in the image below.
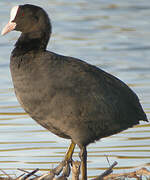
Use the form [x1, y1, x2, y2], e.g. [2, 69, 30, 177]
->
[0, 0, 150, 179]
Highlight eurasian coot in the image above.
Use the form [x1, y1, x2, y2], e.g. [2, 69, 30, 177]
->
[1, 4, 148, 180]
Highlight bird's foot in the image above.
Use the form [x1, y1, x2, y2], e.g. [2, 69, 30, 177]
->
[48, 142, 76, 179]
[49, 159, 81, 180]
[50, 159, 71, 179]
[72, 160, 81, 180]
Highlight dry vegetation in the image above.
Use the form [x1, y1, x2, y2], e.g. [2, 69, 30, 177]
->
[0, 160, 150, 180]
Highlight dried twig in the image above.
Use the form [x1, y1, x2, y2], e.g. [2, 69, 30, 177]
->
[92, 161, 118, 180]
[0, 169, 12, 179]
[16, 173, 25, 180]
[17, 169, 38, 177]
[21, 169, 39, 180]
[36, 172, 54, 180]
[105, 155, 110, 167]
[103, 167, 150, 180]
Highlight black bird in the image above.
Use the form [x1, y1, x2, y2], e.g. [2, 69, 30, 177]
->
[1, 4, 148, 180]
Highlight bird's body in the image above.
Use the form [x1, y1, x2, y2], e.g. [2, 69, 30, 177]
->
[10, 48, 147, 147]
[2, 4, 148, 179]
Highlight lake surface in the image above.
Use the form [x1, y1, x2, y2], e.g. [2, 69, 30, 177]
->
[0, 0, 150, 179]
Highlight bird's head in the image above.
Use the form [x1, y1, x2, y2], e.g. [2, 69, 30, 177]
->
[1, 4, 51, 36]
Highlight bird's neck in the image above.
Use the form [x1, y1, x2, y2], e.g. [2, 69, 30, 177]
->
[13, 31, 50, 55]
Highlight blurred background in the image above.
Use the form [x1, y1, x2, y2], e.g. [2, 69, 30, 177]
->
[0, 0, 150, 178]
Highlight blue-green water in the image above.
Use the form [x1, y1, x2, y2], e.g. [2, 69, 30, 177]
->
[0, 0, 150, 178]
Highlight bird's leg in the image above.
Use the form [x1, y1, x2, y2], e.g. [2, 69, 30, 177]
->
[79, 146, 87, 180]
[65, 141, 76, 161]
[53, 141, 76, 176]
